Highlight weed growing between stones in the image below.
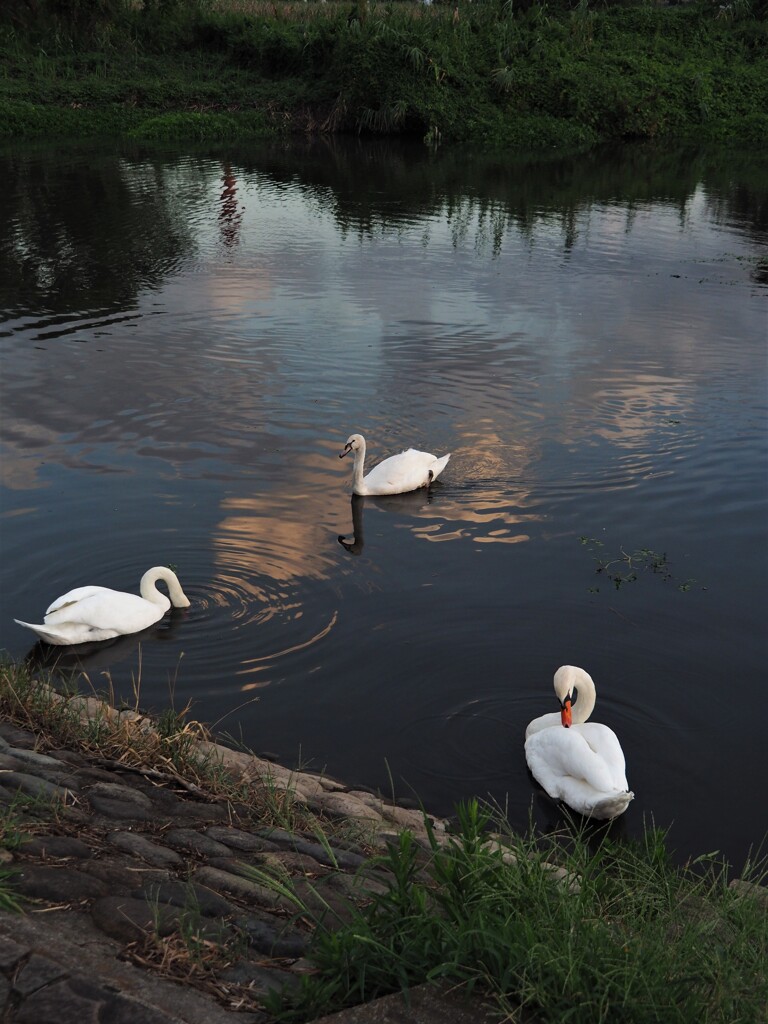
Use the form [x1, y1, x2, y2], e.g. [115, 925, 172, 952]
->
[0, 791, 67, 845]
[0, 793, 73, 914]
[0, 870, 24, 913]
[126, 892, 260, 1014]
[0, 796, 30, 853]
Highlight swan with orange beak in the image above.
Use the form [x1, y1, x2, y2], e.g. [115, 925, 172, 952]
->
[525, 665, 634, 820]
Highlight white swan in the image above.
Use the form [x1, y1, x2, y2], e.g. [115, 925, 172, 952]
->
[14, 566, 191, 646]
[525, 665, 634, 820]
[339, 433, 450, 496]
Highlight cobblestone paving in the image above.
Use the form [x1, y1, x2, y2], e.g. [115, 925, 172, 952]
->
[0, 719, 448, 1023]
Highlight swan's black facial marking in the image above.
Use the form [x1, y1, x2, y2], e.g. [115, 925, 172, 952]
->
[558, 687, 578, 710]
[339, 443, 353, 459]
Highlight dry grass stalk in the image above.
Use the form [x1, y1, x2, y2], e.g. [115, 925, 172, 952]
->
[126, 932, 268, 1014]
[0, 660, 340, 835]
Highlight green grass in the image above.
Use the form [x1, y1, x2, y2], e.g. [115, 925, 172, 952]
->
[0, 792, 45, 913]
[0, 869, 24, 913]
[260, 800, 768, 1023]
[1, 1, 766, 146]
[0, 800, 27, 854]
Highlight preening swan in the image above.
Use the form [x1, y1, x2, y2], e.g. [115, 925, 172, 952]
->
[14, 566, 191, 646]
[525, 665, 634, 820]
[339, 433, 450, 496]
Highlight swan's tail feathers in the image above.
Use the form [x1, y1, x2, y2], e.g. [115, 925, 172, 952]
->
[591, 790, 635, 820]
[14, 619, 73, 646]
[430, 453, 451, 483]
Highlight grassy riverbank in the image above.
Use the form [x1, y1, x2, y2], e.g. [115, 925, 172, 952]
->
[2, 657, 767, 1022]
[1, 1, 767, 148]
[266, 805, 768, 1023]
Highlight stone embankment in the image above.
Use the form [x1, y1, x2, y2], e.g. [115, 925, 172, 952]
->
[0, 714, 487, 1024]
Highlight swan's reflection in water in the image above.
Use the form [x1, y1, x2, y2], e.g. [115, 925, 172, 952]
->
[22, 608, 188, 691]
[337, 471, 537, 554]
[338, 495, 365, 555]
[338, 491, 437, 556]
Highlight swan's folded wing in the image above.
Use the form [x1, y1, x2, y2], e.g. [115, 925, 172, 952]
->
[525, 711, 561, 740]
[525, 727, 622, 798]
[44, 591, 155, 632]
[365, 450, 435, 494]
[577, 723, 630, 791]
[46, 585, 113, 615]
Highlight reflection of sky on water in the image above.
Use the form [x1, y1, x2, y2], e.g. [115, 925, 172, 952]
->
[1, 169, 764, 577]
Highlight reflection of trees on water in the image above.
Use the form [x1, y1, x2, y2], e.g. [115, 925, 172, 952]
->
[1, 140, 765, 311]
[218, 162, 243, 250]
[230, 137, 768, 255]
[0, 147, 213, 314]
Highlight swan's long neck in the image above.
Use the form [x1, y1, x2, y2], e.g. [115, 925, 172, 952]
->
[555, 665, 597, 725]
[140, 567, 190, 608]
[351, 440, 367, 493]
[571, 668, 596, 725]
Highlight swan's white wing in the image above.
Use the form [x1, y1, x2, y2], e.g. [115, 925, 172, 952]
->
[14, 619, 120, 646]
[17, 582, 172, 645]
[576, 723, 629, 790]
[363, 449, 446, 495]
[525, 724, 627, 798]
[46, 585, 115, 615]
[525, 711, 561, 740]
[43, 591, 163, 634]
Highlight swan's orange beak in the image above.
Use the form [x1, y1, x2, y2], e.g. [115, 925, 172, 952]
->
[339, 444, 351, 459]
[561, 699, 572, 728]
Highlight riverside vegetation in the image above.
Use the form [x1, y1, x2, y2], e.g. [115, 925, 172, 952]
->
[1, 0, 767, 148]
[1, 657, 767, 1022]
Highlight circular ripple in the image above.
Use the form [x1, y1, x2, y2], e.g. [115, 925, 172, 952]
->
[399, 695, 519, 787]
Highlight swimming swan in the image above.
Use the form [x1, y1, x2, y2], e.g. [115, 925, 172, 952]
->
[525, 665, 634, 820]
[339, 433, 450, 496]
[14, 566, 191, 646]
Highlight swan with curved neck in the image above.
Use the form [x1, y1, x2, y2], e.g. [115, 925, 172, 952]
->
[14, 566, 191, 646]
[339, 433, 450, 496]
[525, 665, 634, 820]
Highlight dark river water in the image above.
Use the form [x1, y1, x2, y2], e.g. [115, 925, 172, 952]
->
[1, 139, 766, 870]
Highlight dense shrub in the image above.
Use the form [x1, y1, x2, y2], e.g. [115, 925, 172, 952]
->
[1, 1, 766, 146]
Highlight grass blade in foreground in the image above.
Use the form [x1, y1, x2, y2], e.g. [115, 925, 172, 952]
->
[265, 800, 768, 1023]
